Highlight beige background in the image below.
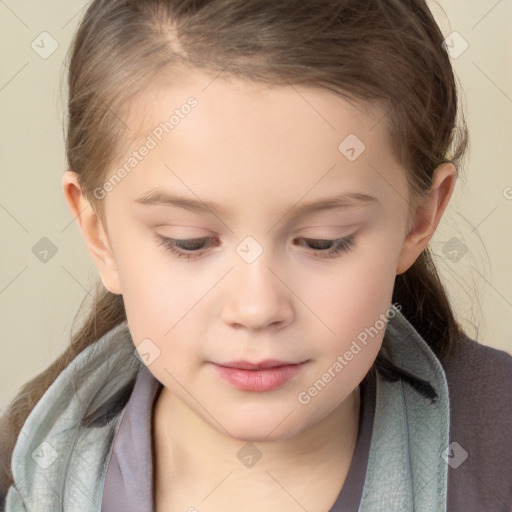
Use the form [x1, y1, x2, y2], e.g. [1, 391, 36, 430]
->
[1, 1, 511, 410]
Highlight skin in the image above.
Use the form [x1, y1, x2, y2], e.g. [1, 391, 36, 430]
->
[62, 69, 456, 511]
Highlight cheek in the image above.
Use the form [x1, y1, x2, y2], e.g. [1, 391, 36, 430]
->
[110, 227, 199, 340]
[298, 240, 399, 339]
[123, 256, 201, 383]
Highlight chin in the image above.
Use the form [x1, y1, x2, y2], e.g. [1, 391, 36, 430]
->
[222, 413, 305, 444]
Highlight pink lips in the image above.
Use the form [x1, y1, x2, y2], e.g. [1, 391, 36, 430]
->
[212, 359, 306, 392]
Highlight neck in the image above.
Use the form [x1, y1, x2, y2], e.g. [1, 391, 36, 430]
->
[152, 384, 361, 486]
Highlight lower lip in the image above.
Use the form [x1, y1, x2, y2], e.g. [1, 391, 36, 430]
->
[212, 363, 306, 392]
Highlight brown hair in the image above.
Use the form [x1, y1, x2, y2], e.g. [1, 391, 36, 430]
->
[0, 0, 468, 495]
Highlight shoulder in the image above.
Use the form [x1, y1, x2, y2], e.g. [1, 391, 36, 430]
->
[441, 333, 512, 511]
[442, 332, 512, 406]
[5, 322, 142, 511]
[442, 332, 512, 431]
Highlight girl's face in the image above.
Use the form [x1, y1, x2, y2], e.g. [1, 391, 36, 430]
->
[69, 69, 449, 441]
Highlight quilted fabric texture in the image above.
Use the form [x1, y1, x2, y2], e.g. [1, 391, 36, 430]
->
[359, 305, 449, 511]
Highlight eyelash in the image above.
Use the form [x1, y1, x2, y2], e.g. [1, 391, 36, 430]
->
[155, 234, 355, 261]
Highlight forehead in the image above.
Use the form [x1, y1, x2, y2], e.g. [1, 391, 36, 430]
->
[123, 67, 390, 153]
[111, 69, 406, 213]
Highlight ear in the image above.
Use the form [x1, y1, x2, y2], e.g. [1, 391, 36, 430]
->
[61, 170, 122, 294]
[396, 162, 457, 275]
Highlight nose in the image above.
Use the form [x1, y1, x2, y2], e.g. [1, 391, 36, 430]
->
[221, 254, 295, 332]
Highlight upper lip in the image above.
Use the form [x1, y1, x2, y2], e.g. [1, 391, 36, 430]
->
[215, 359, 304, 370]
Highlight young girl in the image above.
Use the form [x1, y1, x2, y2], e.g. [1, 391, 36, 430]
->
[1, 0, 511, 511]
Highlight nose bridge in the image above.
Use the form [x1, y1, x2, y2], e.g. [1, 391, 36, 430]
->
[221, 240, 293, 330]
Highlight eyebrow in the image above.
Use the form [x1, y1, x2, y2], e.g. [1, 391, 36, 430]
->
[134, 189, 378, 219]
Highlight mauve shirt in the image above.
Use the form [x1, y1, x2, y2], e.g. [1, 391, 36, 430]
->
[101, 364, 376, 511]
[101, 334, 512, 511]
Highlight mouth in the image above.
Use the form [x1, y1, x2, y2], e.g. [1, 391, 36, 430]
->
[211, 360, 308, 392]
[216, 359, 304, 370]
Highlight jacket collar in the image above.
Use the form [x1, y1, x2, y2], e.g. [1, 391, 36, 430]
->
[8, 321, 141, 511]
[359, 304, 450, 511]
[6, 305, 449, 511]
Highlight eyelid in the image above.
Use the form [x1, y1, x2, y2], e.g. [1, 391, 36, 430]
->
[154, 233, 355, 261]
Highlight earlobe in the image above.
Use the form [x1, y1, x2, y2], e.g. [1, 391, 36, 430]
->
[395, 162, 457, 275]
[61, 170, 122, 294]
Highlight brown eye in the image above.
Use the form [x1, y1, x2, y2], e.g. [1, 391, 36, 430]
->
[295, 236, 355, 258]
[156, 236, 217, 260]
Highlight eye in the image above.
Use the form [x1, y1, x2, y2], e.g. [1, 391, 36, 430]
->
[155, 234, 355, 261]
[156, 235, 216, 260]
[295, 236, 355, 258]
